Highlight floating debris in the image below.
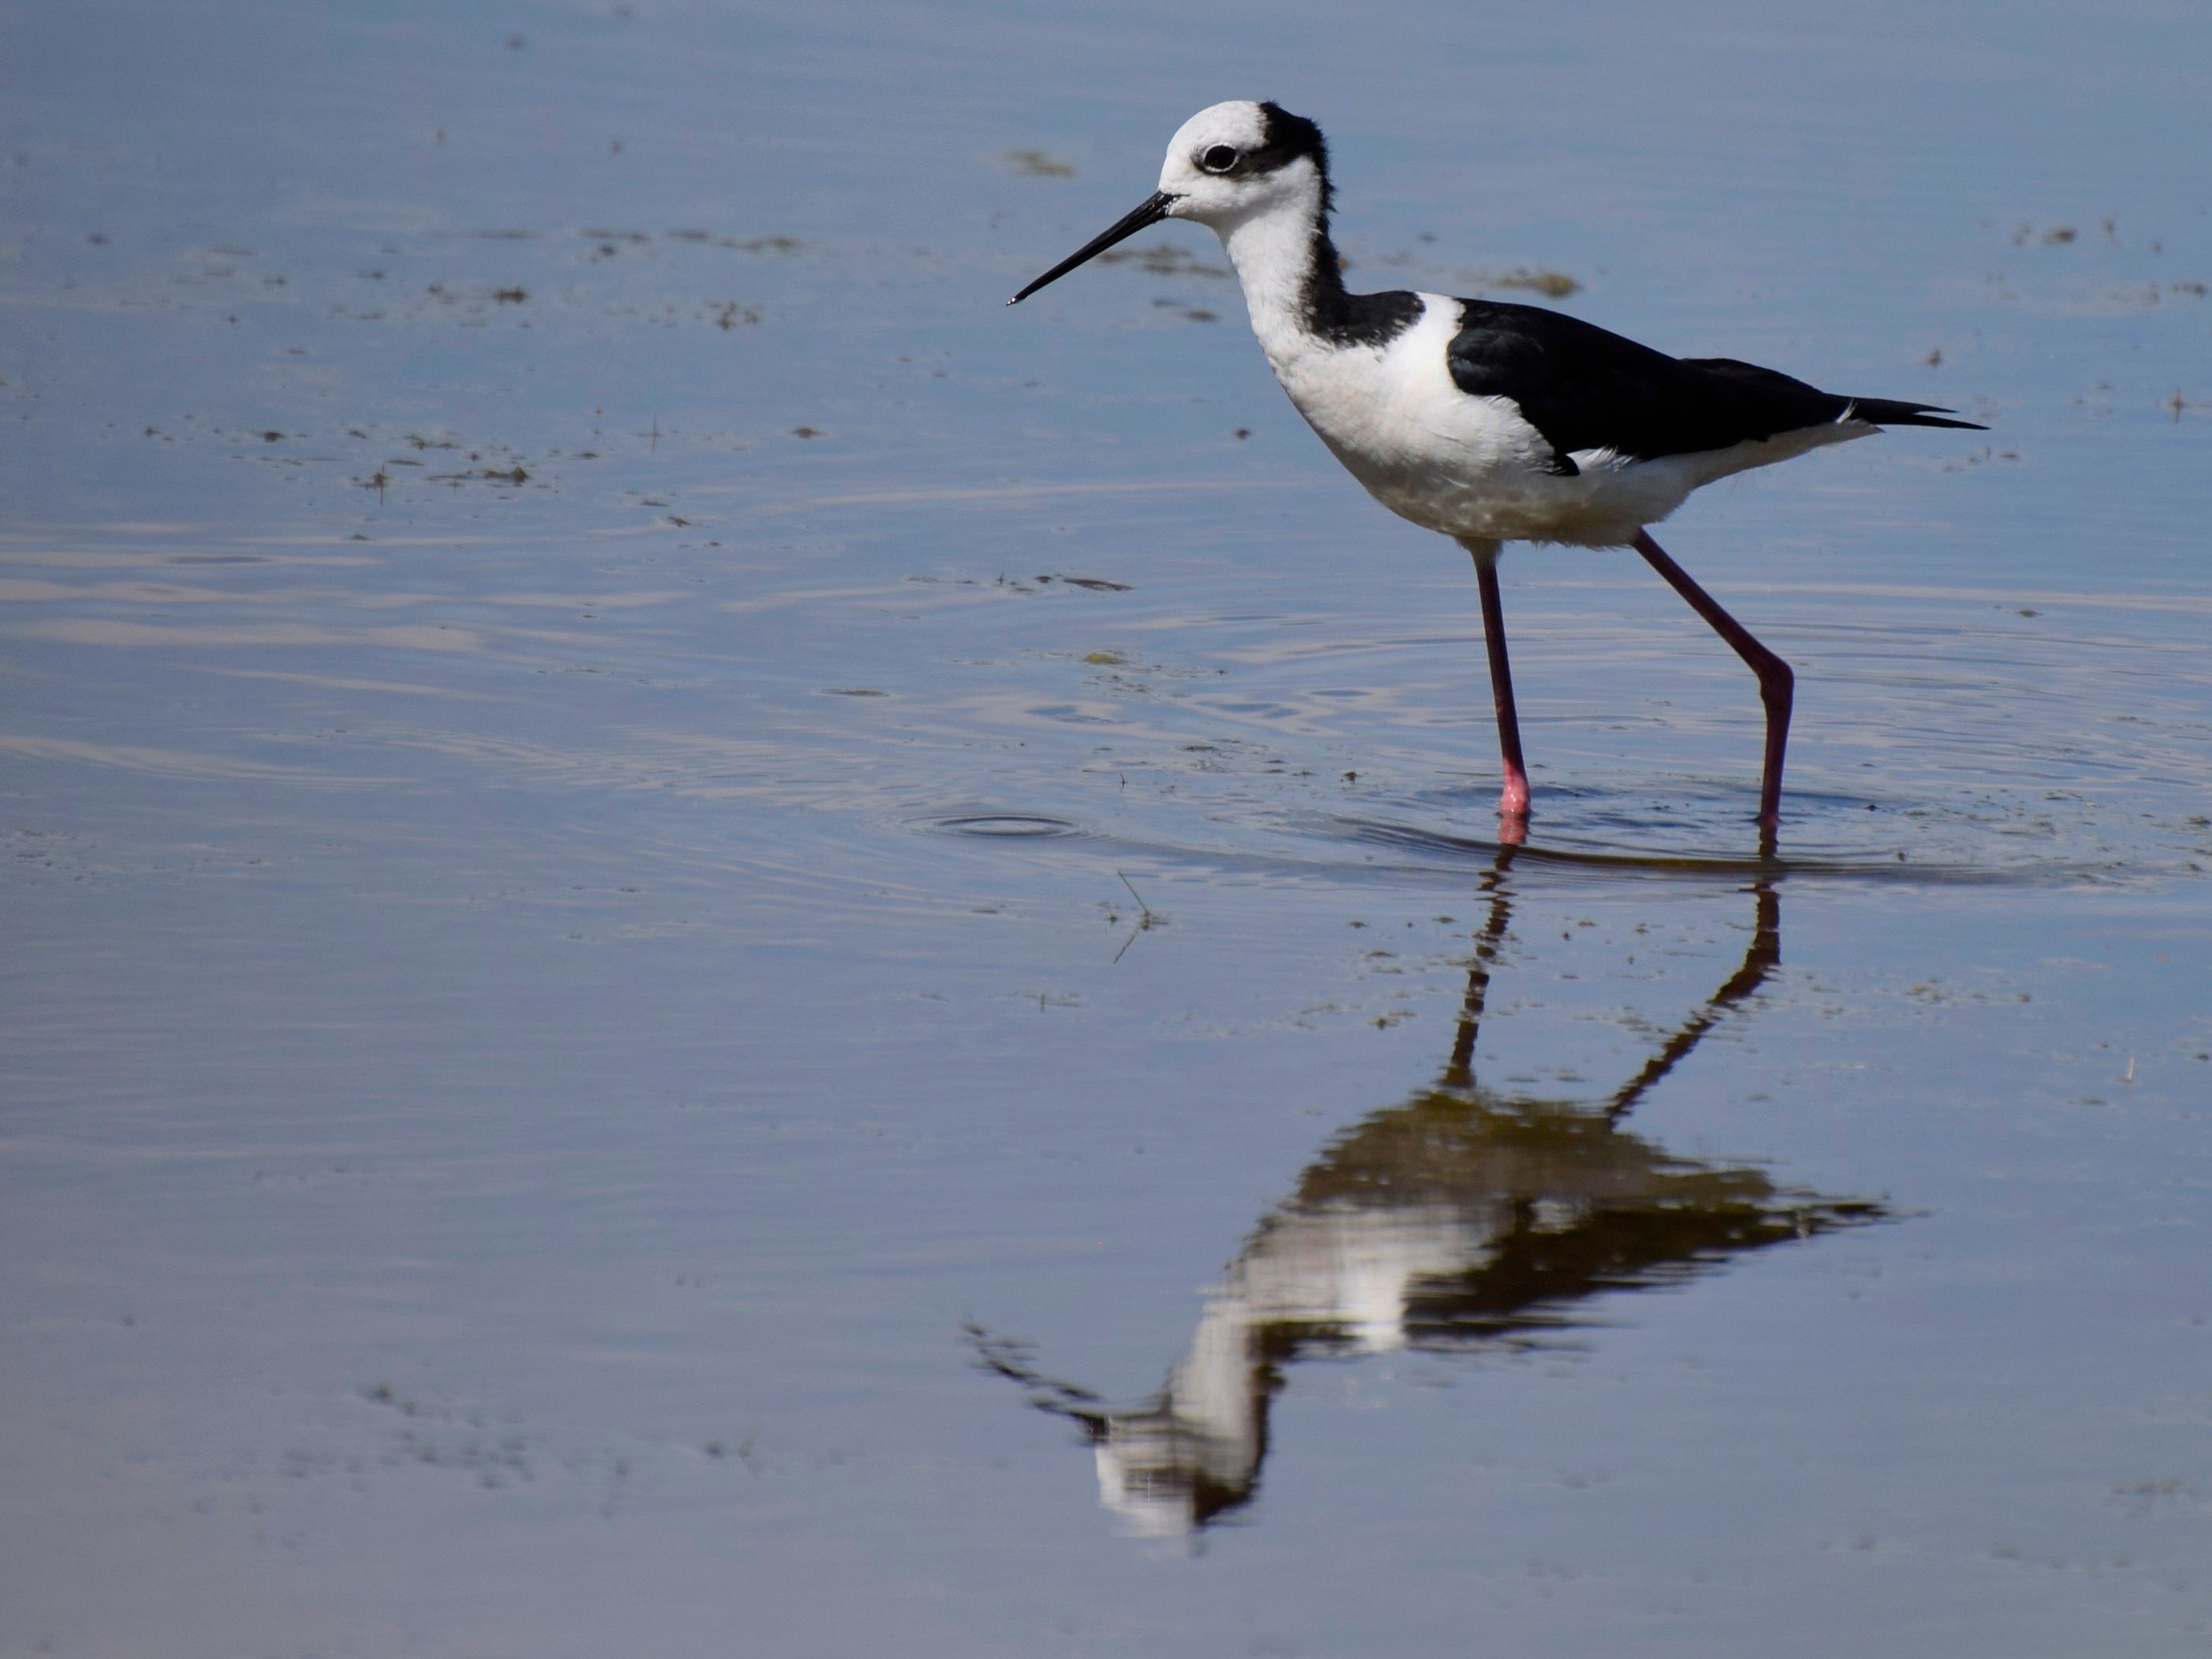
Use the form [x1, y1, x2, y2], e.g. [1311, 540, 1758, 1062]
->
[1097, 242, 1230, 278]
[426, 464, 530, 485]
[1935, 445, 2021, 474]
[1002, 149, 1076, 178]
[1488, 267, 1581, 299]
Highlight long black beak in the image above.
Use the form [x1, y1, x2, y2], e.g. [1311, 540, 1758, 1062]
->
[1007, 190, 1180, 305]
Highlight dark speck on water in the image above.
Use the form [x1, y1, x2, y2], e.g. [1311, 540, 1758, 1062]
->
[1097, 240, 1231, 278]
[1484, 266, 1583, 299]
[1002, 149, 1078, 178]
[3, 2, 2210, 1655]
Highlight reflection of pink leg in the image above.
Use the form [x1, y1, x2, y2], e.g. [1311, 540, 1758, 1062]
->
[1633, 530, 1794, 839]
[1473, 556, 1530, 839]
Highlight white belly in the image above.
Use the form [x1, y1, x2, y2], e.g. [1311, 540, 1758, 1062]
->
[1258, 292, 1867, 549]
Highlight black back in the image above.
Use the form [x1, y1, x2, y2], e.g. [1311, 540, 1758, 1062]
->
[1446, 299, 1979, 474]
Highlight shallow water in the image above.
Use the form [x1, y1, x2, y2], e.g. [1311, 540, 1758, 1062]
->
[5, 2, 2211, 1654]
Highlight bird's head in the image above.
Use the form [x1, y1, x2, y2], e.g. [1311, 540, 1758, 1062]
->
[1156, 100, 1331, 229]
[1008, 100, 1331, 304]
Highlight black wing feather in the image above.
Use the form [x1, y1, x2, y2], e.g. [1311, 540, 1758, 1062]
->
[1445, 300, 1982, 475]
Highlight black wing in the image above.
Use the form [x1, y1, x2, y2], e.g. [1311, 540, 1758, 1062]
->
[1445, 299, 1981, 476]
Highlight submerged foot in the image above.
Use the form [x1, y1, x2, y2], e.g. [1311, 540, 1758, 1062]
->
[1499, 774, 1529, 824]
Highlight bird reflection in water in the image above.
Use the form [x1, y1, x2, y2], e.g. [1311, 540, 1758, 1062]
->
[973, 859, 1886, 1536]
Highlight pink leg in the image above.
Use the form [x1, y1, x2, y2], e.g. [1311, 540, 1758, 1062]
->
[1632, 530, 1794, 843]
[1473, 556, 1530, 838]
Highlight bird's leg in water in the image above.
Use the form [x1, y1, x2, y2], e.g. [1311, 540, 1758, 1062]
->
[1633, 530, 1794, 850]
[1469, 545, 1529, 841]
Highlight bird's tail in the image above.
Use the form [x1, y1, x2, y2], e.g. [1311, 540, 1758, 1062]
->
[1842, 397, 1987, 430]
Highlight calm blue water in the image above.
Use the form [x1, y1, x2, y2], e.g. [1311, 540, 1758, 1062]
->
[5, 2, 2211, 1654]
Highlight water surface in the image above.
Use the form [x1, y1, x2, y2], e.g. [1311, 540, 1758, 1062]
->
[4, 2, 2211, 1654]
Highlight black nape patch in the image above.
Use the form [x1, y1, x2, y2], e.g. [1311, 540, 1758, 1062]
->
[1246, 103, 1422, 350]
[1252, 102, 1330, 180]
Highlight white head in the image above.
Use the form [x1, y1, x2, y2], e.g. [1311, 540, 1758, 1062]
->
[1007, 100, 1332, 304]
[1154, 100, 1331, 231]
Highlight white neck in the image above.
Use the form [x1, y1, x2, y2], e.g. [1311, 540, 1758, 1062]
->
[1214, 195, 1331, 367]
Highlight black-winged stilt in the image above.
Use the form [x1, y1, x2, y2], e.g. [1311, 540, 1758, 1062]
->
[1009, 101, 1983, 851]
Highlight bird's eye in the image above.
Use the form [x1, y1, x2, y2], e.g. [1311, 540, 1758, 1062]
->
[1200, 144, 1239, 173]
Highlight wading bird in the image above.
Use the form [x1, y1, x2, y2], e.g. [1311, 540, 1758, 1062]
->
[1010, 102, 1982, 852]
